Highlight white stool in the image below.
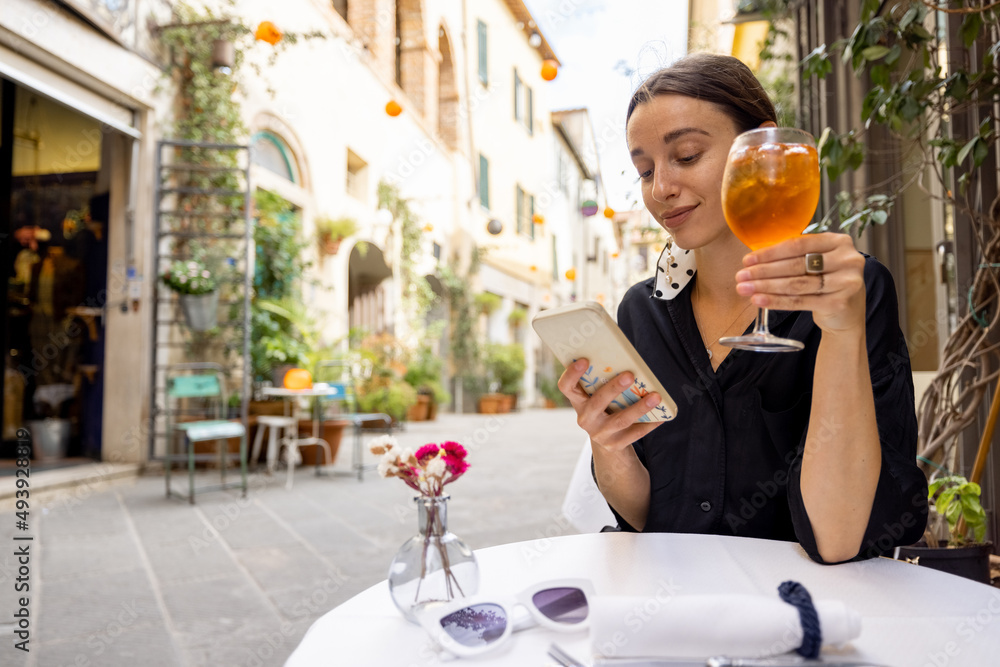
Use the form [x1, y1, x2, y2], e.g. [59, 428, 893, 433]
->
[251, 416, 297, 474]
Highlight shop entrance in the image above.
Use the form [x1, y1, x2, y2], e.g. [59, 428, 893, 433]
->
[1, 79, 110, 466]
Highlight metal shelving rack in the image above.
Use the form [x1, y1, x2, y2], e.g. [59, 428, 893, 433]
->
[149, 140, 252, 462]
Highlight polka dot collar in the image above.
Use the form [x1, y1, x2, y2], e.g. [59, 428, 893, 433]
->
[652, 242, 697, 300]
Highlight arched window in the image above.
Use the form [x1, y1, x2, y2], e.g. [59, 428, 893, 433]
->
[396, 0, 428, 115]
[438, 24, 458, 149]
[251, 131, 297, 183]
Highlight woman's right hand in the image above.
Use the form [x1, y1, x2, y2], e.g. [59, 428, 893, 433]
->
[558, 358, 664, 453]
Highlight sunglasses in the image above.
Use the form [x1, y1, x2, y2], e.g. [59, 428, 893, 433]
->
[417, 579, 595, 658]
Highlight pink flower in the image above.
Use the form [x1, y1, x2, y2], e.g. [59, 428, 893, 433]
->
[443, 455, 468, 476]
[414, 444, 440, 463]
[440, 441, 467, 459]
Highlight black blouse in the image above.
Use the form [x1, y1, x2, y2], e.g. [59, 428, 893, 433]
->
[611, 254, 928, 563]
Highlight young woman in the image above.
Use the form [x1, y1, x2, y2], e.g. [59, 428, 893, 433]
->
[558, 53, 928, 564]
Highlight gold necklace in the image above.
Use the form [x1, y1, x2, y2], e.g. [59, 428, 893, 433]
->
[695, 285, 754, 360]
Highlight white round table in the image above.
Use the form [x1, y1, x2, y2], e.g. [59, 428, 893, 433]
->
[285, 532, 1000, 666]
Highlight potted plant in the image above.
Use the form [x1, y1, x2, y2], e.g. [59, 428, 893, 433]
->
[538, 376, 565, 409]
[483, 342, 525, 412]
[474, 292, 502, 316]
[404, 346, 451, 421]
[315, 215, 358, 256]
[898, 475, 992, 584]
[355, 332, 417, 424]
[161, 258, 219, 331]
[507, 306, 528, 330]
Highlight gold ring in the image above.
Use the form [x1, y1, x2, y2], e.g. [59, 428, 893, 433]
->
[805, 253, 824, 274]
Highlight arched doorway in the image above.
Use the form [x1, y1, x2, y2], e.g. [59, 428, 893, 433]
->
[348, 243, 392, 334]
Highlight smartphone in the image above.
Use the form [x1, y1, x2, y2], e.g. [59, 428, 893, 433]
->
[531, 301, 677, 422]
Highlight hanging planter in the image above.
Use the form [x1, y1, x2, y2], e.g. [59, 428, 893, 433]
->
[315, 216, 358, 257]
[179, 290, 219, 331]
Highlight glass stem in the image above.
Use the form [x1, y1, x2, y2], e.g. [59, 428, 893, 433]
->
[752, 307, 770, 336]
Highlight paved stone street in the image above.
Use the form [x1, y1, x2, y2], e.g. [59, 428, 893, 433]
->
[0, 409, 586, 667]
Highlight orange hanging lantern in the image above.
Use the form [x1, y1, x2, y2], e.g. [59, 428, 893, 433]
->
[423, 223, 434, 232]
[603, 207, 615, 219]
[530, 264, 538, 272]
[283, 368, 313, 390]
[541, 59, 559, 81]
[532, 213, 545, 225]
[565, 268, 576, 281]
[255, 21, 283, 45]
[385, 100, 403, 117]
[612, 252, 619, 258]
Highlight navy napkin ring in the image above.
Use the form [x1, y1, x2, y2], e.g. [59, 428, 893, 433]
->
[778, 580, 821, 659]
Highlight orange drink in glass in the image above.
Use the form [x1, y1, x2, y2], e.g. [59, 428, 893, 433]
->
[719, 127, 820, 352]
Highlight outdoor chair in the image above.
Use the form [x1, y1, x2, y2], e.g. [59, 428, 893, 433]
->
[315, 359, 392, 480]
[163, 363, 247, 503]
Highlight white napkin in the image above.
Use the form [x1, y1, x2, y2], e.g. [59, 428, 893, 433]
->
[590, 594, 861, 659]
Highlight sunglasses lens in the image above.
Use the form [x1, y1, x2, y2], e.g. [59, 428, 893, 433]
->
[439, 603, 508, 647]
[532, 587, 589, 624]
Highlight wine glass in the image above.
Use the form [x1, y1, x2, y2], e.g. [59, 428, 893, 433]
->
[718, 127, 821, 352]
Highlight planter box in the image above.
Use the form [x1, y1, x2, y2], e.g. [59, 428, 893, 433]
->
[897, 541, 994, 584]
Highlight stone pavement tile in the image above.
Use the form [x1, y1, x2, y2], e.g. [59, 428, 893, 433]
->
[265, 579, 354, 622]
[143, 537, 238, 585]
[37, 567, 163, 641]
[182, 618, 299, 667]
[235, 544, 330, 592]
[209, 509, 300, 551]
[40, 532, 142, 581]
[257, 513, 360, 554]
[161, 573, 281, 637]
[191, 616, 315, 667]
[37, 621, 181, 667]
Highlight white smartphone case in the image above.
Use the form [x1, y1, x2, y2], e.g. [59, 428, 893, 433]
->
[531, 301, 677, 422]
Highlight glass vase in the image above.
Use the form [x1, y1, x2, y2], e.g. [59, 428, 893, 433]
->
[388, 494, 479, 624]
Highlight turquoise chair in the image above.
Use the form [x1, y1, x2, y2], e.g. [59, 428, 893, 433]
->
[164, 363, 247, 503]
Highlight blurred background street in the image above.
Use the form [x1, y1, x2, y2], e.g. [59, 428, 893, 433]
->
[0, 409, 586, 666]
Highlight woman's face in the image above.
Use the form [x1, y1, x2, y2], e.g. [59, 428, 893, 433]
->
[627, 94, 742, 250]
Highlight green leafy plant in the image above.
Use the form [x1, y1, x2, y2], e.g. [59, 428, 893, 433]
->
[507, 306, 528, 328]
[474, 292, 502, 315]
[761, 1, 1000, 496]
[249, 190, 315, 382]
[483, 342, 526, 395]
[927, 475, 988, 547]
[377, 181, 436, 329]
[404, 346, 452, 405]
[538, 376, 567, 407]
[355, 333, 417, 421]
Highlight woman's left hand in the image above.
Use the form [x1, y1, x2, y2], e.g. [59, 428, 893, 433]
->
[734, 232, 866, 336]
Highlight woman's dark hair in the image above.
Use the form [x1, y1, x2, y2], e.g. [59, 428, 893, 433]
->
[626, 53, 777, 133]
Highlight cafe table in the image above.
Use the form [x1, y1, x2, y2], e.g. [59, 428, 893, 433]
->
[284, 532, 1000, 666]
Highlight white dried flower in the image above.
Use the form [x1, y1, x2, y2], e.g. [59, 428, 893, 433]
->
[425, 457, 446, 478]
[368, 435, 398, 456]
[377, 457, 396, 478]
